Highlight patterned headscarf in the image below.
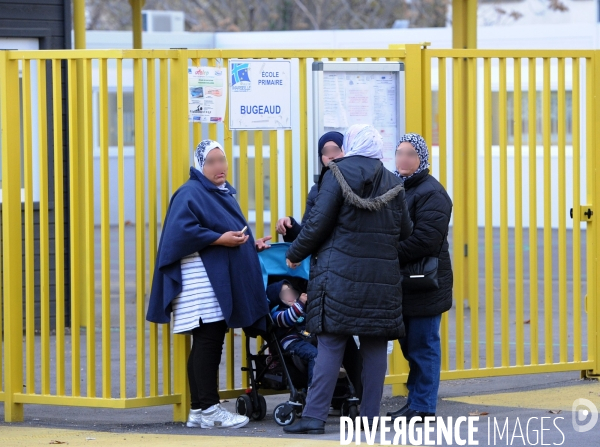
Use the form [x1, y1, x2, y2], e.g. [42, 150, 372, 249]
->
[394, 133, 430, 181]
[343, 124, 383, 160]
[194, 139, 228, 190]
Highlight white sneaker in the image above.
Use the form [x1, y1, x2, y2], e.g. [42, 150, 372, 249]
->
[186, 408, 203, 427]
[200, 403, 249, 429]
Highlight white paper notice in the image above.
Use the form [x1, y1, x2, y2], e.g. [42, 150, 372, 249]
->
[321, 71, 398, 170]
[188, 66, 227, 123]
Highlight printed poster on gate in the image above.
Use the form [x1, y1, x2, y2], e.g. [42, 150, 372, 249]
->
[229, 59, 291, 129]
[188, 66, 227, 123]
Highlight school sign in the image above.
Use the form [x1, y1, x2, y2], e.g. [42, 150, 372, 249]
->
[229, 59, 292, 129]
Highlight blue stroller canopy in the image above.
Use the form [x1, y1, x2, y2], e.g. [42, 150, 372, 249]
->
[258, 243, 310, 288]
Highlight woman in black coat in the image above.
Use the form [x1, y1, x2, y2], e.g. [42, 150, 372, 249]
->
[387, 133, 453, 423]
[282, 124, 413, 434]
[275, 131, 345, 241]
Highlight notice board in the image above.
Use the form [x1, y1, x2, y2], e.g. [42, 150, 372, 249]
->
[312, 61, 405, 176]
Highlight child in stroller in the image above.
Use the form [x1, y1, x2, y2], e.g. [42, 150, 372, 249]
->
[267, 280, 317, 387]
[236, 243, 361, 426]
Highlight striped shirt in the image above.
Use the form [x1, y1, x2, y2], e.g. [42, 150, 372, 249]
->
[171, 252, 224, 334]
[270, 301, 306, 349]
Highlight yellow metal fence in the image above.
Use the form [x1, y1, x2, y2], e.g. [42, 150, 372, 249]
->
[0, 46, 599, 422]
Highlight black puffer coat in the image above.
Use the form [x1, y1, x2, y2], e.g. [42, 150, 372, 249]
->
[286, 156, 413, 339]
[283, 183, 317, 243]
[397, 169, 453, 317]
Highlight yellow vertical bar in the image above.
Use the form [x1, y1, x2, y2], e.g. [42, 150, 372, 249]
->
[514, 58, 525, 367]
[528, 59, 539, 366]
[116, 59, 127, 399]
[67, 58, 81, 396]
[83, 58, 96, 397]
[423, 52, 433, 163]
[572, 58, 582, 363]
[452, 57, 464, 370]
[52, 59, 66, 395]
[0, 50, 24, 421]
[467, 56, 479, 369]
[438, 58, 448, 188]
[171, 51, 191, 421]
[255, 131, 264, 237]
[587, 53, 600, 375]
[223, 59, 232, 164]
[147, 58, 159, 398]
[437, 57, 449, 372]
[285, 130, 293, 217]
[557, 57, 568, 364]
[499, 58, 510, 367]
[98, 58, 111, 399]
[269, 130, 278, 239]
[133, 57, 146, 398]
[222, 58, 235, 391]
[38, 58, 51, 396]
[192, 57, 202, 151]
[238, 128, 249, 388]
[484, 57, 495, 368]
[543, 57, 553, 364]
[159, 57, 171, 396]
[299, 58, 308, 213]
[239, 131, 249, 217]
[22, 59, 36, 395]
[404, 45, 424, 134]
[207, 57, 218, 144]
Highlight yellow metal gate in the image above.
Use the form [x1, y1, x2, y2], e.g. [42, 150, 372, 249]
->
[0, 46, 599, 422]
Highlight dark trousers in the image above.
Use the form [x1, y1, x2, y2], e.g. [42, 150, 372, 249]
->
[398, 314, 442, 414]
[285, 339, 318, 386]
[302, 332, 388, 422]
[188, 319, 228, 410]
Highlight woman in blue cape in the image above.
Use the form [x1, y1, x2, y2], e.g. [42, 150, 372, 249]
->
[146, 139, 271, 430]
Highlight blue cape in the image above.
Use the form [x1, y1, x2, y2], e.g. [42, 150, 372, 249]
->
[146, 167, 268, 335]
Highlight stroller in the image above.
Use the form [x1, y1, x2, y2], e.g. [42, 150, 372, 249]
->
[236, 243, 361, 426]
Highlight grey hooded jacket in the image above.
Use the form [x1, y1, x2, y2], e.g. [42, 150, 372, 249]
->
[286, 155, 413, 339]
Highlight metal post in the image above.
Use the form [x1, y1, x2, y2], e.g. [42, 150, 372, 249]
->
[129, 0, 146, 50]
[0, 50, 24, 422]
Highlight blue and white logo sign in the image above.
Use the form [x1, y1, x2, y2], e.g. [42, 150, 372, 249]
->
[231, 63, 251, 92]
[229, 59, 291, 130]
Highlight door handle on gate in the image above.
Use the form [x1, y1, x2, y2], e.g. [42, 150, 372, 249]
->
[571, 206, 594, 221]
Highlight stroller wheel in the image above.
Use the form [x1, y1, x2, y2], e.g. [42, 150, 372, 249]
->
[236, 394, 253, 417]
[340, 401, 359, 418]
[251, 394, 267, 421]
[348, 404, 359, 419]
[273, 402, 296, 426]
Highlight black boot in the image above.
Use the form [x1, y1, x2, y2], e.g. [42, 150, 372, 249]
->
[402, 408, 435, 423]
[386, 403, 409, 417]
[283, 416, 325, 434]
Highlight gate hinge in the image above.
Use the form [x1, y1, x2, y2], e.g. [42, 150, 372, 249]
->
[569, 205, 593, 221]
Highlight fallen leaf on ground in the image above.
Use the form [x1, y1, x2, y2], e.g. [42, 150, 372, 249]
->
[524, 319, 531, 324]
[469, 410, 489, 416]
[49, 442, 67, 445]
[549, 410, 562, 414]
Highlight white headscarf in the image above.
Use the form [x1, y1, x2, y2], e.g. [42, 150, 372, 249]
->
[342, 124, 384, 160]
[194, 139, 228, 191]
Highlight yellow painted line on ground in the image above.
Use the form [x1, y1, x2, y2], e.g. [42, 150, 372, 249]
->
[0, 426, 342, 447]
[445, 383, 600, 411]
